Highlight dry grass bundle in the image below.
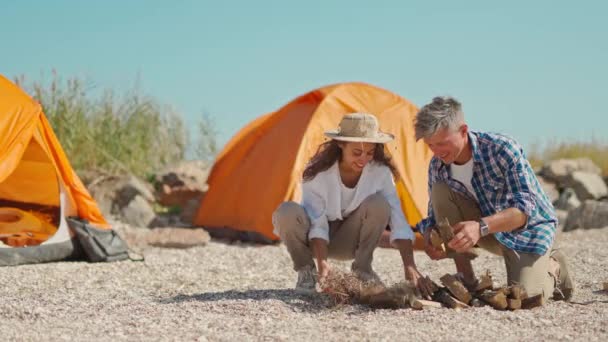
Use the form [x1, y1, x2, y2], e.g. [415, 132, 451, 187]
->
[320, 270, 417, 309]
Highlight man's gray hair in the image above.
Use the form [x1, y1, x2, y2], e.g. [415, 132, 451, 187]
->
[414, 96, 464, 141]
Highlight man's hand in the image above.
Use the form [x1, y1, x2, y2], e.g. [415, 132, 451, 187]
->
[405, 267, 435, 300]
[423, 227, 447, 260]
[448, 220, 481, 253]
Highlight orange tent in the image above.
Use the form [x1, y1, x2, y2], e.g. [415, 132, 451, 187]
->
[195, 82, 433, 245]
[0, 75, 110, 265]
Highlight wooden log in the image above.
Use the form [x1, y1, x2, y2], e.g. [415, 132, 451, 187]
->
[478, 290, 508, 310]
[430, 229, 445, 250]
[437, 217, 454, 242]
[521, 294, 544, 309]
[603, 282, 608, 291]
[410, 298, 443, 310]
[434, 289, 469, 309]
[474, 272, 494, 292]
[509, 285, 527, 300]
[507, 298, 522, 310]
[440, 274, 472, 304]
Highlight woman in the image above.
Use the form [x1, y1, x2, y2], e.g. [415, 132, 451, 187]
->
[272, 113, 433, 298]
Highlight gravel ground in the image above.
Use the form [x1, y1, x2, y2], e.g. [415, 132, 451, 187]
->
[1, 225, 607, 342]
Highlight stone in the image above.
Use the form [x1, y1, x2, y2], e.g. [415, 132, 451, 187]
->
[567, 171, 608, 201]
[564, 200, 608, 231]
[146, 227, 210, 248]
[155, 160, 210, 208]
[555, 209, 568, 230]
[120, 195, 156, 228]
[541, 158, 601, 185]
[554, 188, 581, 211]
[537, 176, 559, 203]
[86, 174, 155, 222]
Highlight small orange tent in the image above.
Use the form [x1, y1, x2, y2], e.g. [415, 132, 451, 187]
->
[0, 75, 110, 265]
[195, 82, 433, 245]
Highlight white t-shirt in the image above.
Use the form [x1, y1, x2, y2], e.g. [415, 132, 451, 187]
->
[340, 182, 357, 216]
[450, 158, 478, 202]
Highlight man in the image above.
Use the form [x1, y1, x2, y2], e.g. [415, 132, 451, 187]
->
[414, 96, 574, 303]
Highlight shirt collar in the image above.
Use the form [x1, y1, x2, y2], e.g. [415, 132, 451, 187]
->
[438, 131, 482, 171]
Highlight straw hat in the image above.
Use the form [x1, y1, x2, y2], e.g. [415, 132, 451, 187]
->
[324, 113, 394, 143]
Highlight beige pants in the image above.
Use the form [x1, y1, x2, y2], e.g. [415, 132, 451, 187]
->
[272, 193, 389, 273]
[431, 182, 554, 299]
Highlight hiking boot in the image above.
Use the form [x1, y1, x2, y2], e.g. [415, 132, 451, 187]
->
[295, 264, 317, 294]
[550, 249, 575, 301]
[353, 268, 384, 287]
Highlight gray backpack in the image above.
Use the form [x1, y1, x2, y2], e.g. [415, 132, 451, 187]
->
[67, 217, 130, 262]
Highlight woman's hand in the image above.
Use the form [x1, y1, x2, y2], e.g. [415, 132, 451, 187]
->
[405, 267, 435, 300]
[317, 260, 331, 285]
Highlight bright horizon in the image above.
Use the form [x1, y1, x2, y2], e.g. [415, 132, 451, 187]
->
[2, 0, 607, 153]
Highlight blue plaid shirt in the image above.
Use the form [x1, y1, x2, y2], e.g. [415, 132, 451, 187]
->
[415, 131, 557, 255]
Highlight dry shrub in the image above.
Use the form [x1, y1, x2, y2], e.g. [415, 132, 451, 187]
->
[320, 270, 417, 309]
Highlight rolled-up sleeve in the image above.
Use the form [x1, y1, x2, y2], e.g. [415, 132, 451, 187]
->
[380, 171, 415, 242]
[301, 183, 330, 242]
[502, 145, 538, 230]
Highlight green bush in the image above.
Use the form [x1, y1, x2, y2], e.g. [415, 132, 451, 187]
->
[14, 71, 217, 177]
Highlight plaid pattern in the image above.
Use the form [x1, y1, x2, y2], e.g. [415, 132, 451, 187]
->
[415, 131, 557, 255]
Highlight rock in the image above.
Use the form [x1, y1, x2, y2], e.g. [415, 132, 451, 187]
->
[180, 196, 203, 224]
[149, 214, 193, 228]
[146, 227, 210, 248]
[541, 158, 602, 185]
[86, 174, 156, 222]
[554, 188, 581, 211]
[555, 209, 568, 230]
[155, 160, 210, 208]
[537, 176, 559, 203]
[564, 200, 608, 231]
[120, 195, 156, 228]
[566, 171, 608, 201]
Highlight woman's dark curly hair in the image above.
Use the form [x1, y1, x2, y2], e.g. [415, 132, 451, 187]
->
[302, 140, 398, 181]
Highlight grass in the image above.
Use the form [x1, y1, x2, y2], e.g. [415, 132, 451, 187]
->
[528, 139, 608, 176]
[14, 71, 217, 178]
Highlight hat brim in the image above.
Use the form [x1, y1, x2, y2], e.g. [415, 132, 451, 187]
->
[324, 130, 394, 144]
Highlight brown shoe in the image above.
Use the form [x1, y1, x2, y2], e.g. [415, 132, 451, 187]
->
[550, 249, 575, 301]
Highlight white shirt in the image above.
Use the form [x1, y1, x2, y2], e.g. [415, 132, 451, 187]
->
[450, 158, 478, 201]
[275, 161, 414, 243]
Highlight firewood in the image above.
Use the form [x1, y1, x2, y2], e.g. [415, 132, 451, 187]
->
[440, 274, 472, 304]
[521, 294, 544, 309]
[430, 229, 444, 250]
[509, 285, 527, 300]
[434, 289, 469, 309]
[478, 290, 508, 310]
[497, 287, 511, 297]
[434, 217, 477, 260]
[507, 298, 522, 310]
[437, 217, 454, 242]
[474, 272, 494, 292]
[410, 298, 443, 310]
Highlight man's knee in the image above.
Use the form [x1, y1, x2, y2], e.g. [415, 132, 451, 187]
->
[431, 181, 452, 205]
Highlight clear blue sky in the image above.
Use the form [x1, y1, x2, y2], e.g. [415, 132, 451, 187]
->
[1, 0, 606, 151]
